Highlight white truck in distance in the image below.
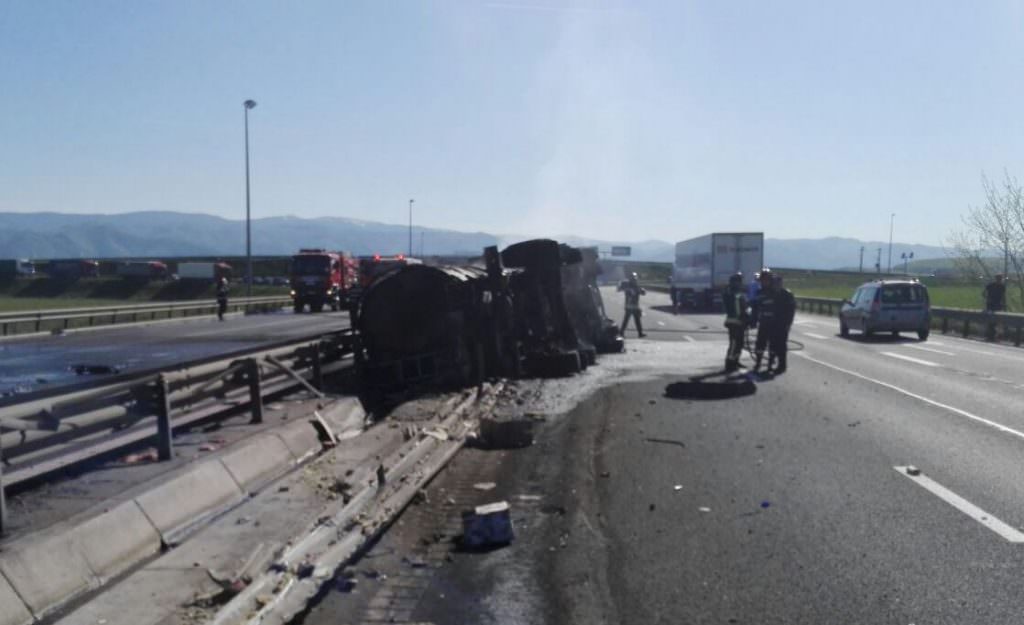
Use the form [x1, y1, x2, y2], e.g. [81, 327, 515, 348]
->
[670, 232, 764, 310]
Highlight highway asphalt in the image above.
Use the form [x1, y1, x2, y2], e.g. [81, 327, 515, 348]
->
[0, 308, 350, 395]
[301, 287, 1024, 624]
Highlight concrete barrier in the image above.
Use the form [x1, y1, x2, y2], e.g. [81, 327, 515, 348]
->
[134, 460, 245, 545]
[73, 500, 162, 583]
[0, 527, 98, 618]
[274, 420, 322, 462]
[0, 574, 33, 625]
[220, 434, 296, 493]
[317, 397, 366, 433]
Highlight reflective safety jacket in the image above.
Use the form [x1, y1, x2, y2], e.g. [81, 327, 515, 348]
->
[723, 288, 749, 327]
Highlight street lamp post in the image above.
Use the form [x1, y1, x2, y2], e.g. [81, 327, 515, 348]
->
[887, 213, 895, 274]
[244, 99, 257, 297]
[408, 199, 414, 257]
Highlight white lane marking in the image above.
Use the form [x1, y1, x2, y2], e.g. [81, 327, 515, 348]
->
[880, 351, 939, 367]
[928, 340, 947, 346]
[936, 341, 1024, 363]
[802, 332, 828, 340]
[657, 321, 666, 326]
[893, 467, 1024, 543]
[794, 320, 820, 326]
[794, 352, 1024, 442]
[682, 335, 695, 342]
[903, 344, 956, 356]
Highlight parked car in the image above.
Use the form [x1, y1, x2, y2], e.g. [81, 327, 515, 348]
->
[839, 279, 931, 340]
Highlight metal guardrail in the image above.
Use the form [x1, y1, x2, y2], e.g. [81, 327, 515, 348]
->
[795, 296, 1024, 345]
[0, 296, 292, 337]
[0, 329, 354, 533]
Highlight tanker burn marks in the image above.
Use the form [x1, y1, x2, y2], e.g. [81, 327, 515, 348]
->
[352, 239, 626, 406]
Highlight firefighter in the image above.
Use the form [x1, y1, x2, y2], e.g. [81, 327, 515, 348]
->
[723, 272, 749, 372]
[770, 274, 797, 374]
[752, 268, 776, 373]
[618, 272, 647, 337]
[216, 277, 229, 321]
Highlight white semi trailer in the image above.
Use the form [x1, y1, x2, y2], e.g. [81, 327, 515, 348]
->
[669, 232, 764, 310]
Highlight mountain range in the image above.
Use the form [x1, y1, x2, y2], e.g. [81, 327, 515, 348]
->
[0, 211, 951, 270]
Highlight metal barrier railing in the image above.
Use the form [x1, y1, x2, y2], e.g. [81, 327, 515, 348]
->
[0, 329, 354, 533]
[0, 296, 292, 337]
[795, 296, 1024, 346]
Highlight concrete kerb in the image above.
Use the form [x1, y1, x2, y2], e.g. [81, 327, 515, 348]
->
[0, 522, 99, 619]
[0, 574, 33, 625]
[72, 499, 163, 584]
[219, 434, 297, 494]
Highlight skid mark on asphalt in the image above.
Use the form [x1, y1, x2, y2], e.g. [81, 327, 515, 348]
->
[796, 352, 1024, 442]
[894, 467, 1024, 543]
[903, 344, 956, 356]
[880, 351, 939, 367]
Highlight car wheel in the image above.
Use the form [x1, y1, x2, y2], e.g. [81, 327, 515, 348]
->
[840, 320, 849, 337]
[918, 328, 930, 341]
[863, 325, 873, 338]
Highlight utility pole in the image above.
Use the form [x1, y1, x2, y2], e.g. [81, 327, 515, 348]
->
[408, 199, 414, 257]
[876, 247, 882, 274]
[887, 213, 895, 273]
[859, 246, 864, 273]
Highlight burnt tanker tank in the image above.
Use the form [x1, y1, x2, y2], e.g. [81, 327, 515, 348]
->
[355, 264, 490, 391]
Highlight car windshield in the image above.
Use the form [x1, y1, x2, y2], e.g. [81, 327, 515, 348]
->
[881, 284, 925, 305]
[291, 256, 330, 275]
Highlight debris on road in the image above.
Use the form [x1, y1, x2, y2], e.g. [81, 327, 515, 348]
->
[461, 500, 514, 548]
[478, 417, 534, 449]
[761, 501, 771, 508]
[120, 448, 159, 464]
[698, 506, 711, 513]
[673, 484, 683, 491]
[906, 465, 921, 476]
[473, 482, 497, 491]
[645, 437, 686, 449]
[422, 427, 449, 441]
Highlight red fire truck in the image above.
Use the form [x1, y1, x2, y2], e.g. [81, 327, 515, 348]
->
[289, 249, 359, 313]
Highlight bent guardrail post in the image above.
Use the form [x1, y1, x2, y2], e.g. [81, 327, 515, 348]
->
[246, 359, 263, 425]
[310, 345, 324, 391]
[156, 375, 174, 461]
[0, 439, 6, 536]
[265, 354, 326, 399]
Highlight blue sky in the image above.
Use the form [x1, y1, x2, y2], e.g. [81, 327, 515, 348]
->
[2, 0, 1023, 245]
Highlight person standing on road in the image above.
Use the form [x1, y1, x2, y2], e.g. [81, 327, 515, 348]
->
[723, 273, 750, 372]
[216, 277, 230, 322]
[618, 272, 647, 338]
[753, 269, 777, 373]
[984, 274, 1006, 313]
[770, 274, 796, 374]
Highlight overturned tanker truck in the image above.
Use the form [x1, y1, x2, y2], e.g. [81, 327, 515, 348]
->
[353, 238, 624, 395]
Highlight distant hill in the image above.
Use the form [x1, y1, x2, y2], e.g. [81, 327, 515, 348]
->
[0, 211, 950, 269]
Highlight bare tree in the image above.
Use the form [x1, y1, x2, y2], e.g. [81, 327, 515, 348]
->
[949, 171, 1024, 311]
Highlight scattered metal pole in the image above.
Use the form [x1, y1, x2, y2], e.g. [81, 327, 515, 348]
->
[156, 375, 174, 461]
[247, 359, 263, 424]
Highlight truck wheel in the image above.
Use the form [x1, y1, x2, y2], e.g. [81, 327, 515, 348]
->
[293, 302, 304, 314]
[917, 328, 930, 341]
[311, 302, 324, 313]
